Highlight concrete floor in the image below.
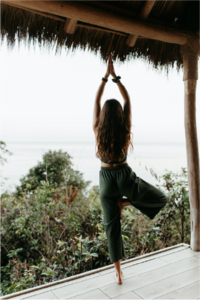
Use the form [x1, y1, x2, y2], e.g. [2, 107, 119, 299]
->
[2, 244, 200, 300]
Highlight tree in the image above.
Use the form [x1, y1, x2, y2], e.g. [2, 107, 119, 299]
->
[154, 168, 190, 245]
[15, 150, 91, 197]
[0, 141, 12, 187]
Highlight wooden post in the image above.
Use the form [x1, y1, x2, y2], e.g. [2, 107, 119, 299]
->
[181, 44, 200, 251]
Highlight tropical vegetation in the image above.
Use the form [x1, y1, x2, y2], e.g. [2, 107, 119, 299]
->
[0, 142, 190, 295]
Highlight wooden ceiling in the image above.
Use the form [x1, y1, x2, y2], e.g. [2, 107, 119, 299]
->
[1, 1, 199, 68]
[2, 1, 191, 44]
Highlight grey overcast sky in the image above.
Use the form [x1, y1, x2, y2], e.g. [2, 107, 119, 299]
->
[1, 41, 200, 144]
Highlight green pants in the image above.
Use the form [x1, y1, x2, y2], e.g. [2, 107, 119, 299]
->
[99, 163, 167, 263]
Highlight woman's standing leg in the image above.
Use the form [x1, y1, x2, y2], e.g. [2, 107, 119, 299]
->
[99, 170, 126, 284]
[112, 198, 131, 284]
[113, 260, 123, 284]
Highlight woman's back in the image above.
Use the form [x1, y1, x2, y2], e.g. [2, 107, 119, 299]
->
[94, 98, 133, 167]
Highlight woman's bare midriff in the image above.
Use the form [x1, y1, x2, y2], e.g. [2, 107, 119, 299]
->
[101, 160, 127, 167]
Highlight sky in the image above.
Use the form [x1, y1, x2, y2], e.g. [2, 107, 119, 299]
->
[1, 40, 200, 144]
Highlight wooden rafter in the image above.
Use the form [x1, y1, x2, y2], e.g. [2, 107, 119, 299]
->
[84, 1, 178, 28]
[77, 23, 128, 37]
[64, 18, 77, 34]
[3, 1, 66, 22]
[84, 1, 137, 20]
[2, 0, 189, 45]
[4, 0, 181, 30]
[3, 1, 129, 36]
[126, 0, 156, 47]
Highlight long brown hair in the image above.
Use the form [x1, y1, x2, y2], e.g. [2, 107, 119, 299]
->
[95, 99, 133, 162]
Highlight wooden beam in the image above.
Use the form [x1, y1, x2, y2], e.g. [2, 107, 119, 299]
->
[126, 0, 156, 47]
[0, 0, 179, 27]
[64, 18, 77, 34]
[84, 1, 178, 28]
[77, 22, 128, 37]
[2, 0, 188, 45]
[85, 1, 137, 20]
[2, 2, 129, 36]
[4, 3, 129, 37]
[137, 0, 156, 19]
[180, 44, 200, 251]
[2, 1, 65, 22]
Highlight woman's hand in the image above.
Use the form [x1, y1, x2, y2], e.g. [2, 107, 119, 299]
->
[104, 55, 112, 79]
[109, 55, 117, 78]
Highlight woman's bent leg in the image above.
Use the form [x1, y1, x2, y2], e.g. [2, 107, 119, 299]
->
[118, 198, 132, 219]
[117, 166, 167, 220]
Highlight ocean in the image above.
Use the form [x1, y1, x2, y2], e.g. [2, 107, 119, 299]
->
[1, 141, 187, 194]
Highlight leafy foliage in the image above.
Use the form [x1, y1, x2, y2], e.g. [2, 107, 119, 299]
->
[1, 150, 191, 296]
[15, 150, 91, 197]
[1, 183, 109, 294]
[0, 141, 12, 187]
[154, 168, 190, 245]
[0, 141, 12, 166]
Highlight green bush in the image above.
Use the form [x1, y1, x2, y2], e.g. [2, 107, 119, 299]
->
[15, 150, 91, 197]
[0, 150, 190, 296]
[154, 168, 190, 245]
[0, 141, 12, 187]
[1, 182, 110, 295]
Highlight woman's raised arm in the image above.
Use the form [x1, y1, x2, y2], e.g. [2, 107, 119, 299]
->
[117, 81, 132, 128]
[110, 58, 132, 128]
[92, 56, 112, 132]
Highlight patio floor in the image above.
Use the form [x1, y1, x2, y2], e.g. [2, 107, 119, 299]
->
[2, 243, 200, 300]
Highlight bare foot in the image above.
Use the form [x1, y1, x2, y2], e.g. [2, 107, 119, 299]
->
[118, 198, 124, 220]
[114, 270, 123, 284]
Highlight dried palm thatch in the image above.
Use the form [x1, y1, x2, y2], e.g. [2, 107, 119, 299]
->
[1, 1, 199, 70]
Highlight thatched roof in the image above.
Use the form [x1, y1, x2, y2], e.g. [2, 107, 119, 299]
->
[1, 1, 199, 69]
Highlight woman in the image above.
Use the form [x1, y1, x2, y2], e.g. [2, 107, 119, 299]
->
[93, 55, 167, 284]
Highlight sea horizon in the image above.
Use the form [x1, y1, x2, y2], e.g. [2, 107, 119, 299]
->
[1, 141, 188, 195]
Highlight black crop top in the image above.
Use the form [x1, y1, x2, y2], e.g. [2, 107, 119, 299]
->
[99, 149, 127, 164]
